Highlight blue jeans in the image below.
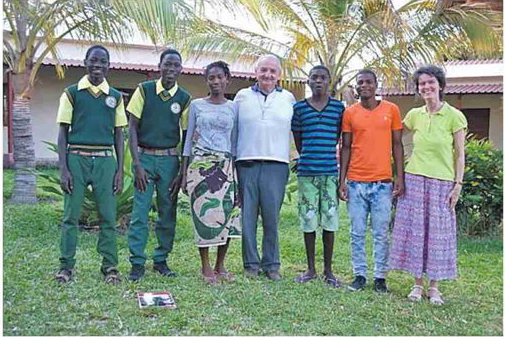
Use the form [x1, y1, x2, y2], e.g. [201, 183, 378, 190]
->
[347, 181, 393, 279]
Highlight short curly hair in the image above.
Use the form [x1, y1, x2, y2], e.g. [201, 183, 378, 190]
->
[356, 69, 377, 84]
[412, 65, 446, 100]
[204, 60, 231, 79]
[309, 65, 331, 79]
[159, 48, 182, 64]
[85, 45, 110, 61]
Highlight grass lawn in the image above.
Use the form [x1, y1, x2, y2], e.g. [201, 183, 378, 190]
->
[2, 169, 503, 336]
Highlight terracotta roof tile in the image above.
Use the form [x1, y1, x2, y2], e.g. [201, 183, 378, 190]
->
[444, 59, 503, 65]
[379, 83, 503, 96]
[42, 58, 257, 79]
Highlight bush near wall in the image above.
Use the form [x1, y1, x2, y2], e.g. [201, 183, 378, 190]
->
[456, 136, 503, 237]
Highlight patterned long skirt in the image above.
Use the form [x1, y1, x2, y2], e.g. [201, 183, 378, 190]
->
[388, 173, 457, 280]
[186, 147, 241, 247]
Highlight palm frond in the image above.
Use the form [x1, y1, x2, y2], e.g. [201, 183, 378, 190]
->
[112, 0, 195, 47]
[3, 2, 21, 51]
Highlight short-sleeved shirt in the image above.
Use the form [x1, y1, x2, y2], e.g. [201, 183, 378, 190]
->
[126, 79, 189, 129]
[234, 84, 296, 163]
[342, 100, 402, 181]
[56, 75, 127, 127]
[404, 102, 467, 181]
[291, 98, 344, 176]
[182, 99, 238, 156]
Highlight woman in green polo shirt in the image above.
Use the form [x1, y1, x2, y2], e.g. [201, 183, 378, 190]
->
[388, 65, 467, 305]
[181, 61, 240, 284]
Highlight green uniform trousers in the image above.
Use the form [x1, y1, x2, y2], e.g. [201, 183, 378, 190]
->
[128, 153, 179, 266]
[60, 153, 118, 272]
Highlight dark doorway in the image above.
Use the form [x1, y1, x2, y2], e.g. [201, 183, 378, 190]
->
[461, 108, 490, 140]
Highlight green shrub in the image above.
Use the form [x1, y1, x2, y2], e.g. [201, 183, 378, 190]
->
[456, 136, 503, 237]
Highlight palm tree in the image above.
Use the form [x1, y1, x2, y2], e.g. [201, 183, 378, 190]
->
[3, 0, 195, 204]
[185, 0, 502, 100]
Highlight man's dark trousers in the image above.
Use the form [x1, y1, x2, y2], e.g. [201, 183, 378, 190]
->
[237, 160, 289, 272]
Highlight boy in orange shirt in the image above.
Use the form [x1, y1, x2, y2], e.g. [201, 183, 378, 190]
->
[338, 69, 404, 293]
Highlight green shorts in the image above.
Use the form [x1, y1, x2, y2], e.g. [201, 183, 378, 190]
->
[298, 175, 339, 232]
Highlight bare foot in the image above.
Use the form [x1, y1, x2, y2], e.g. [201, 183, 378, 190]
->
[202, 268, 217, 284]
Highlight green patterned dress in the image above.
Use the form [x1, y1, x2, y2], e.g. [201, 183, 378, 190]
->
[183, 99, 241, 247]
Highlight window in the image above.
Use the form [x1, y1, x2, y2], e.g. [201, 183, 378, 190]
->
[461, 108, 490, 140]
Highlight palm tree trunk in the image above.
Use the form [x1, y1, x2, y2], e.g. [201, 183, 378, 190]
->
[10, 73, 37, 204]
[342, 86, 357, 106]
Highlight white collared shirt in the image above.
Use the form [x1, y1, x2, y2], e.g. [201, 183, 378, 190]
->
[233, 85, 295, 163]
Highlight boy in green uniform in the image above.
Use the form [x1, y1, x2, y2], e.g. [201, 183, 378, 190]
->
[127, 48, 191, 281]
[55, 45, 127, 285]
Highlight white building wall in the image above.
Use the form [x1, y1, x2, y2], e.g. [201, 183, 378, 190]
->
[445, 62, 503, 80]
[22, 65, 260, 162]
[454, 94, 503, 149]
[30, 66, 152, 160]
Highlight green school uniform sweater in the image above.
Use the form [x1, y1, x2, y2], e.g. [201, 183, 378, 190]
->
[65, 85, 123, 146]
[137, 80, 191, 148]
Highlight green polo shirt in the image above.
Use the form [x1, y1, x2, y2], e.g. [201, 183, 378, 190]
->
[404, 102, 467, 181]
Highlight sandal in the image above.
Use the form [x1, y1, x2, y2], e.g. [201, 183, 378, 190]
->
[202, 273, 218, 285]
[103, 267, 122, 285]
[55, 268, 73, 284]
[428, 287, 444, 305]
[215, 270, 235, 282]
[295, 273, 317, 283]
[408, 285, 424, 302]
[322, 275, 342, 288]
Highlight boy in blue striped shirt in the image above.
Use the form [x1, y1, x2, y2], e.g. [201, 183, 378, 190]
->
[292, 65, 344, 287]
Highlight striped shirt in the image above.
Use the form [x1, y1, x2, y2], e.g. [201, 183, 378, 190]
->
[291, 98, 344, 176]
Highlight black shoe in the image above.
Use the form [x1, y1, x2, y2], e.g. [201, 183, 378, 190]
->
[55, 268, 73, 284]
[153, 262, 177, 277]
[348, 275, 366, 291]
[374, 278, 388, 293]
[129, 264, 145, 282]
[103, 267, 122, 285]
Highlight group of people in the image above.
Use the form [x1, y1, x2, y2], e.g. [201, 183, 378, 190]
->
[54, 44, 467, 306]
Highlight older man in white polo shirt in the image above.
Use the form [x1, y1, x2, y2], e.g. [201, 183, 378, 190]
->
[234, 54, 295, 281]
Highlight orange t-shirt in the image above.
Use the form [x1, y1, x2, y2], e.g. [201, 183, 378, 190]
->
[342, 100, 402, 181]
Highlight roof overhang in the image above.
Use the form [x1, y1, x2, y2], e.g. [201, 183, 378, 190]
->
[41, 58, 306, 84]
[41, 58, 259, 80]
[379, 83, 503, 96]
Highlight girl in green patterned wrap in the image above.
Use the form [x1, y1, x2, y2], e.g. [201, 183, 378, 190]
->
[181, 61, 240, 284]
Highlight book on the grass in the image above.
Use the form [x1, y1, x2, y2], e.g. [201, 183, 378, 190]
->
[137, 292, 177, 309]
